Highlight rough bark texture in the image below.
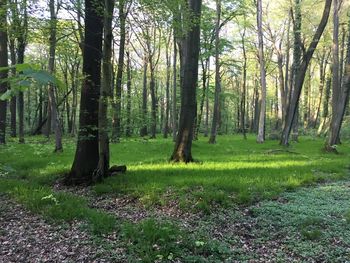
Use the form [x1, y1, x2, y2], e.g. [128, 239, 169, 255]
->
[0, 0, 8, 144]
[171, 0, 202, 162]
[66, 0, 103, 185]
[280, 0, 332, 145]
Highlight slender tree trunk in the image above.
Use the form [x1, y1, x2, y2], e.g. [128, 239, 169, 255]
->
[9, 39, 16, 137]
[48, 0, 63, 152]
[140, 57, 148, 137]
[112, 0, 126, 142]
[66, 0, 103, 185]
[149, 65, 157, 139]
[209, 0, 221, 144]
[163, 36, 171, 138]
[326, 11, 350, 151]
[0, 0, 8, 144]
[256, 0, 267, 143]
[171, 0, 202, 162]
[126, 50, 132, 137]
[94, 0, 114, 181]
[196, 58, 209, 140]
[240, 23, 247, 140]
[172, 34, 178, 141]
[280, 0, 332, 145]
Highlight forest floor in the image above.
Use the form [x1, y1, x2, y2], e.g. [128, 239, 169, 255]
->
[0, 135, 350, 262]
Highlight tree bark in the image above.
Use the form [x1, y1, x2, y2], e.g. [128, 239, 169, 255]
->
[280, 0, 332, 145]
[66, 0, 103, 185]
[256, 0, 267, 143]
[140, 57, 148, 137]
[209, 0, 221, 144]
[48, 0, 63, 152]
[94, 0, 114, 181]
[125, 50, 132, 137]
[171, 0, 202, 162]
[112, 0, 127, 143]
[0, 0, 8, 144]
[326, 12, 350, 151]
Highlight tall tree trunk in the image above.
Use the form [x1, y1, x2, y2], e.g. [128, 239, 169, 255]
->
[140, 57, 148, 137]
[171, 0, 202, 162]
[209, 0, 221, 144]
[172, 33, 178, 142]
[256, 0, 267, 143]
[326, 11, 350, 151]
[280, 0, 332, 145]
[66, 0, 103, 185]
[94, 0, 114, 181]
[126, 50, 132, 137]
[240, 22, 247, 140]
[112, 0, 127, 142]
[149, 64, 157, 139]
[17, 0, 28, 144]
[196, 58, 209, 140]
[163, 36, 171, 138]
[9, 39, 16, 137]
[0, 0, 8, 144]
[48, 0, 63, 152]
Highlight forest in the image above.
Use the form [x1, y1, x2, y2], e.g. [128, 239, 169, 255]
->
[0, 0, 350, 261]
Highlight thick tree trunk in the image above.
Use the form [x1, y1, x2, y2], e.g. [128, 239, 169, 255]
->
[66, 0, 103, 185]
[280, 0, 332, 145]
[256, 0, 267, 143]
[171, 0, 202, 162]
[209, 0, 221, 144]
[0, 0, 8, 144]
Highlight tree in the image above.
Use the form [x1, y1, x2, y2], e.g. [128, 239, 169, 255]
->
[209, 0, 222, 144]
[325, 10, 350, 151]
[0, 0, 8, 144]
[48, 0, 63, 152]
[66, 0, 104, 184]
[112, 0, 128, 143]
[280, 0, 332, 146]
[171, 0, 202, 162]
[94, 0, 115, 181]
[256, 0, 267, 143]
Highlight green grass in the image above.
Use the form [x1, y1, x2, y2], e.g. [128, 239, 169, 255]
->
[1, 135, 349, 211]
